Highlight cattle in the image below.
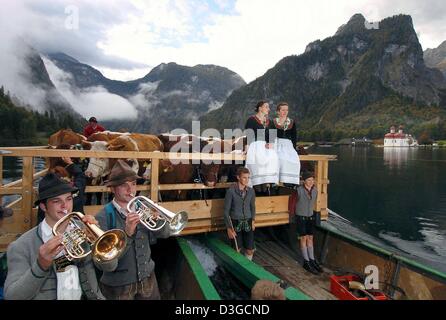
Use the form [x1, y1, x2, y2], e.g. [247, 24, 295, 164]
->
[82, 140, 111, 183]
[157, 134, 230, 201]
[48, 129, 87, 147]
[157, 134, 201, 201]
[47, 143, 88, 173]
[87, 131, 126, 142]
[197, 136, 247, 186]
[83, 133, 163, 181]
[79, 140, 115, 206]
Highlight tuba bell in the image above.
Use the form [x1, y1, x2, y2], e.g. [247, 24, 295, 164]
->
[126, 195, 188, 235]
[52, 211, 127, 262]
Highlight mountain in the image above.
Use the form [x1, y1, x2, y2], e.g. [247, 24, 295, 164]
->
[0, 41, 85, 132]
[26, 48, 84, 124]
[200, 14, 446, 140]
[0, 86, 71, 145]
[46, 54, 246, 133]
[46, 52, 137, 96]
[424, 40, 446, 77]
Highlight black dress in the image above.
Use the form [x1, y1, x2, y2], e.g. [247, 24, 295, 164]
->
[244, 115, 280, 186]
[272, 118, 297, 149]
[245, 115, 273, 143]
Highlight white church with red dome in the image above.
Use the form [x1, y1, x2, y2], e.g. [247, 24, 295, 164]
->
[384, 126, 418, 147]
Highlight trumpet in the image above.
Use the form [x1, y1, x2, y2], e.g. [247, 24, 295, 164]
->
[52, 211, 127, 262]
[126, 195, 188, 235]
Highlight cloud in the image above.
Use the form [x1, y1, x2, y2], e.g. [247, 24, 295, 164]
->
[2, 0, 446, 86]
[95, 0, 446, 82]
[43, 57, 138, 120]
[128, 81, 161, 113]
[0, 33, 49, 112]
[1, 0, 147, 71]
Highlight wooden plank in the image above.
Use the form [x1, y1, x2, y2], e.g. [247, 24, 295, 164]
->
[21, 157, 33, 232]
[84, 197, 289, 219]
[0, 198, 25, 235]
[0, 234, 21, 251]
[321, 160, 329, 220]
[0, 187, 24, 195]
[83, 198, 290, 236]
[0, 146, 48, 149]
[150, 158, 159, 202]
[159, 182, 233, 190]
[84, 182, 233, 193]
[2, 169, 48, 188]
[5, 197, 22, 209]
[0, 147, 335, 162]
[0, 149, 247, 161]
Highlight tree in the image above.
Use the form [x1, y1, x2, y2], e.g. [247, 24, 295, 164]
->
[418, 131, 433, 145]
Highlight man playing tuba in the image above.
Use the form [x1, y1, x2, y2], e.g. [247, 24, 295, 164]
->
[4, 173, 106, 300]
[94, 160, 171, 300]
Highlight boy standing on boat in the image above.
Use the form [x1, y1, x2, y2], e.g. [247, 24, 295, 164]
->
[4, 173, 105, 300]
[224, 167, 256, 261]
[93, 160, 171, 300]
[294, 171, 323, 275]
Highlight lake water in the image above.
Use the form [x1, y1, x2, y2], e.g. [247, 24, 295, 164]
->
[312, 146, 446, 273]
[1, 148, 445, 273]
[0, 157, 46, 204]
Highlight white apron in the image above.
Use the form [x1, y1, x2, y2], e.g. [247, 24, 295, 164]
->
[245, 141, 279, 186]
[276, 138, 300, 184]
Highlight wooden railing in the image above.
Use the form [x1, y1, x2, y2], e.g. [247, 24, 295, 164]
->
[0, 146, 336, 251]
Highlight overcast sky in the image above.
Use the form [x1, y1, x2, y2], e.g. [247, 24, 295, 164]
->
[2, 0, 446, 83]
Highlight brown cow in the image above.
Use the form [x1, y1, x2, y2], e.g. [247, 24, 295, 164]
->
[83, 133, 163, 180]
[87, 131, 126, 142]
[157, 134, 228, 201]
[108, 133, 163, 154]
[48, 129, 86, 147]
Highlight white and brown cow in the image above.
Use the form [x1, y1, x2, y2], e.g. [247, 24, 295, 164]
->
[83, 133, 163, 182]
[48, 129, 87, 147]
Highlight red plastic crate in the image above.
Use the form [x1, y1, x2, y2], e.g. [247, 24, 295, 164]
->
[330, 275, 387, 300]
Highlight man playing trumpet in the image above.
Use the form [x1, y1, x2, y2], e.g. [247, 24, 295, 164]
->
[4, 173, 105, 300]
[94, 160, 171, 300]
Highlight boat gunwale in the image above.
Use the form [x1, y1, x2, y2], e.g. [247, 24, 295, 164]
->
[176, 237, 221, 300]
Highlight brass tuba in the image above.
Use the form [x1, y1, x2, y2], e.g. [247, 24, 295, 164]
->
[126, 196, 188, 235]
[52, 211, 127, 262]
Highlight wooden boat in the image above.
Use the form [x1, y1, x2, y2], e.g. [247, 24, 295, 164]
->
[1, 145, 445, 300]
[250, 223, 446, 300]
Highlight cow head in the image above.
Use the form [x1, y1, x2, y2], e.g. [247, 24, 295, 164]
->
[199, 163, 220, 187]
[84, 141, 110, 181]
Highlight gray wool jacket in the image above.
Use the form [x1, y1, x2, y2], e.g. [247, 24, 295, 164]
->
[223, 184, 256, 228]
[3, 224, 105, 300]
[295, 185, 318, 217]
[94, 202, 171, 287]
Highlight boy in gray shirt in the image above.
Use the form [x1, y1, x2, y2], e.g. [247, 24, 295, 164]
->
[293, 171, 323, 275]
[224, 167, 256, 260]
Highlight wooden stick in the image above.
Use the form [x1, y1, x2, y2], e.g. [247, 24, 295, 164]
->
[228, 218, 239, 252]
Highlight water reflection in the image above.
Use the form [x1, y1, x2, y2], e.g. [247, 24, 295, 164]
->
[383, 147, 416, 170]
[313, 146, 446, 273]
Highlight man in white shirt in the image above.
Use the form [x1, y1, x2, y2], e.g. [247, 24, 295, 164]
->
[4, 173, 105, 300]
